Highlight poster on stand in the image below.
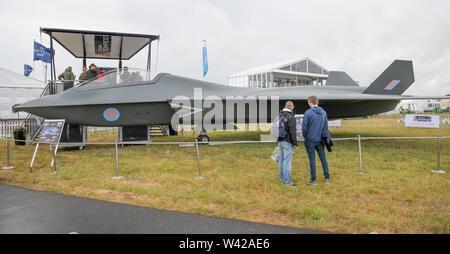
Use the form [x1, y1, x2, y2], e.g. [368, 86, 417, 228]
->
[38, 119, 65, 143]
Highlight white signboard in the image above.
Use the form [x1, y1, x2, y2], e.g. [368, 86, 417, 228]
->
[295, 114, 304, 141]
[405, 114, 440, 128]
[328, 120, 342, 127]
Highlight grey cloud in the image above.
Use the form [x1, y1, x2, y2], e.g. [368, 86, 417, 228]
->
[0, 0, 448, 96]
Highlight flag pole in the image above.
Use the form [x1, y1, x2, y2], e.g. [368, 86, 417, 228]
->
[44, 63, 48, 84]
[202, 40, 208, 78]
[33, 40, 36, 78]
[40, 32, 45, 82]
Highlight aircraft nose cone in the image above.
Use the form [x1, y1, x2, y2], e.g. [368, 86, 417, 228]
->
[16, 97, 45, 111]
[15, 94, 59, 116]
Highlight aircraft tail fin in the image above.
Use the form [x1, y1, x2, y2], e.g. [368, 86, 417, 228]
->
[326, 71, 359, 86]
[362, 60, 414, 95]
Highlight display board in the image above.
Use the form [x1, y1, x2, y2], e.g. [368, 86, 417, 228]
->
[38, 119, 65, 143]
[273, 114, 334, 141]
[405, 114, 440, 128]
[30, 119, 66, 173]
[295, 114, 304, 141]
[95, 35, 112, 56]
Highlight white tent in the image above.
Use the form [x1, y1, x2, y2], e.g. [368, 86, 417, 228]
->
[228, 57, 329, 88]
[0, 67, 45, 119]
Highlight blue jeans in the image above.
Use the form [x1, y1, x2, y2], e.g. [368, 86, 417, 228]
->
[278, 141, 294, 184]
[304, 140, 330, 181]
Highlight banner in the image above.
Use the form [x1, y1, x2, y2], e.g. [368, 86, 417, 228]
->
[33, 41, 53, 63]
[95, 35, 112, 56]
[24, 64, 33, 76]
[328, 120, 342, 126]
[405, 114, 440, 128]
[202, 40, 208, 77]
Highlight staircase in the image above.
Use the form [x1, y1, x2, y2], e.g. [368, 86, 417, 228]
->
[23, 82, 53, 143]
[25, 115, 44, 144]
[148, 125, 168, 136]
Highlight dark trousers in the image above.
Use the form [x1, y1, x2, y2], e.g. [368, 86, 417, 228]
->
[304, 140, 330, 181]
[63, 82, 74, 91]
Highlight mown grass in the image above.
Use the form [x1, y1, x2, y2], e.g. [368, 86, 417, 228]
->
[0, 115, 449, 233]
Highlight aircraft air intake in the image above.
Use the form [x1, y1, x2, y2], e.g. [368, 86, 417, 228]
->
[326, 71, 360, 87]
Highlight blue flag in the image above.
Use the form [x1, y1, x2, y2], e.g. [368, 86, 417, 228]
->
[202, 40, 208, 77]
[33, 41, 53, 63]
[24, 64, 33, 77]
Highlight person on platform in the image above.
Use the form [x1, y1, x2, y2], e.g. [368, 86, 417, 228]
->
[58, 66, 75, 91]
[85, 63, 98, 80]
[78, 66, 88, 84]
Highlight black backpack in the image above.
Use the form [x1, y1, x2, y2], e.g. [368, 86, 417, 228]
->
[278, 114, 290, 138]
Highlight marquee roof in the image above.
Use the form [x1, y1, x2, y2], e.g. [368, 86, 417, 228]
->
[40, 27, 160, 60]
[0, 68, 45, 88]
[229, 57, 329, 78]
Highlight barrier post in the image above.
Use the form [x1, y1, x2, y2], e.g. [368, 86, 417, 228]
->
[431, 135, 446, 174]
[2, 140, 15, 170]
[30, 143, 40, 172]
[50, 145, 57, 175]
[355, 135, 368, 175]
[50, 143, 59, 168]
[194, 140, 206, 179]
[112, 140, 124, 180]
[437, 135, 440, 171]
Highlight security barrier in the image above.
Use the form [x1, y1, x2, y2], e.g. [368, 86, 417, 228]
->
[1, 136, 448, 178]
[0, 119, 39, 138]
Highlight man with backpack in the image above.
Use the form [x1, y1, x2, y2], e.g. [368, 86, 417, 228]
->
[302, 96, 330, 185]
[276, 101, 298, 187]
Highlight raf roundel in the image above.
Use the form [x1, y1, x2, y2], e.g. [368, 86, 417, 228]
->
[103, 108, 120, 122]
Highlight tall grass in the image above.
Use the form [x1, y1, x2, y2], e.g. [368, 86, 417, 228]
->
[0, 115, 448, 233]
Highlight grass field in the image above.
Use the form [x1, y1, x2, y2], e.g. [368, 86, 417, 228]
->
[0, 115, 449, 233]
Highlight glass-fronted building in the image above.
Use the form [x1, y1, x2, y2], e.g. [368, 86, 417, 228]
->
[228, 57, 329, 88]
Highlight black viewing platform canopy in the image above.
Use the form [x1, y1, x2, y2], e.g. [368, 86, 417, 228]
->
[40, 27, 160, 82]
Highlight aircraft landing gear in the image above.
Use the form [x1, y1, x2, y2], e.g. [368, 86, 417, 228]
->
[168, 124, 178, 136]
[197, 132, 210, 143]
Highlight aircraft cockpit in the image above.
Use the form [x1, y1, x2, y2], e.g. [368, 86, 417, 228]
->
[76, 68, 156, 90]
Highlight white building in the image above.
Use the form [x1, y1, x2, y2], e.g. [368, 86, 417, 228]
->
[0, 68, 45, 119]
[228, 57, 329, 88]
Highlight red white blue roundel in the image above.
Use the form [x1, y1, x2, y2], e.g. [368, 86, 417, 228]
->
[103, 108, 120, 121]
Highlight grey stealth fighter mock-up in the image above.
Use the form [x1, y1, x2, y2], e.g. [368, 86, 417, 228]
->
[16, 60, 447, 128]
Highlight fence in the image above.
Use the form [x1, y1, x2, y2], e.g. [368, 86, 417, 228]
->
[1, 135, 448, 178]
[0, 119, 39, 138]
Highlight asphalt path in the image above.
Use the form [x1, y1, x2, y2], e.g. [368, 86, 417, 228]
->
[0, 183, 332, 234]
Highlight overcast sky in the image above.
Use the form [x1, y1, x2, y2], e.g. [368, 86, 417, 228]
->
[0, 0, 448, 95]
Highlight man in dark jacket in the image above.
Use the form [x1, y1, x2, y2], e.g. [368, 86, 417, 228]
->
[302, 96, 330, 184]
[58, 66, 75, 91]
[85, 63, 98, 81]
[277, 101, 298, 187]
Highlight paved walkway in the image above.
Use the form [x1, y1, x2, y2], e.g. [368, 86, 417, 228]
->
[0, 183, 331, 234]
